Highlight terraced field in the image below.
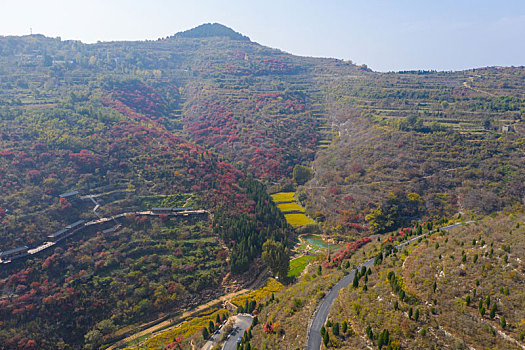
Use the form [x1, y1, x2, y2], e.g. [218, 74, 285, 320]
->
[271, 192, 316, 227]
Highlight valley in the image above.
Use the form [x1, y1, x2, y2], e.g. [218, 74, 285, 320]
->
[0, 23, 523, 350]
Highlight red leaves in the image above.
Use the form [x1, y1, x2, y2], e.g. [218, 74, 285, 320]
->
[69, 149, 103, 172]
[324, 237, 372, 269]
[58, 197, 71, 211]
[184, 264, 196, 273]
[158, 214, 169, 223]
[329, 187, 341, 195]
[263, 321, 275, 334]
[41, 256, 54, 269]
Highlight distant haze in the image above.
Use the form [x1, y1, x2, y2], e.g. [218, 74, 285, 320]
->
[1, 0, 524, 72]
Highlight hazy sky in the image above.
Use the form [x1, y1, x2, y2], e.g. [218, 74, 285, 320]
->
[1, 0, 524, 71]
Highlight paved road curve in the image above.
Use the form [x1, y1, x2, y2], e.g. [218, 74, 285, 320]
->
[306, 222, 470, 350]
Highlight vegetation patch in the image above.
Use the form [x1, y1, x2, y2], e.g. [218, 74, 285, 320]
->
[285, 213, 316, 227]
[128, 308, 229, 350]
[271, 192, 296, 203]
[276, 202, 306, 213]
[231, 278, 284, 307]
[288, 255, 316, 278]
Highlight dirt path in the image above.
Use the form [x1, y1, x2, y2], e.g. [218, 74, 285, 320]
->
[463, 79, 496, 97]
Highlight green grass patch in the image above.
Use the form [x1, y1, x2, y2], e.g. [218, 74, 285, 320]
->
[288, 255, 316, 278]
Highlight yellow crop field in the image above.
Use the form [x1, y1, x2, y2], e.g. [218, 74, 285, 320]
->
[284, 213, 316, 227]
[271, 192, 296, 202]
[231, 278, 284, 307]
[277, 202, 305, 212]
[137, 308, 229, 350]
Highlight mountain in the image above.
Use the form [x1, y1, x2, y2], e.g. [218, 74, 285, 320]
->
[0, 24, 523, 349]
[172, 22, 250, 41]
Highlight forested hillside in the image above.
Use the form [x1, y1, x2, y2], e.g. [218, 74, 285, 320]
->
[301, 68, 525, 234]
[0, 23, 523, 349]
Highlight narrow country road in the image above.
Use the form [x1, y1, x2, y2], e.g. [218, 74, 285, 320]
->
[202, 314, 253, 350]
[306, 221, 470, 350]
[221, 315, 253, 350]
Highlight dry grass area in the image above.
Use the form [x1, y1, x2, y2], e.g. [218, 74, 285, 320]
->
[251, 267, 344, 349]
[327, 213, 525, 349]
[403, 213, 525, 349]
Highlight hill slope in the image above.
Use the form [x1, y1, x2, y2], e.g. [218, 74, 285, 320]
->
[0, 25, 523, 349]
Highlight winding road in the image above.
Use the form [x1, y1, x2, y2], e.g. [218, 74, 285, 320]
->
[306, 222, 470, 350]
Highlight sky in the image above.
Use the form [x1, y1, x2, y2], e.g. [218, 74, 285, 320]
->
[0, 0, 524, 72]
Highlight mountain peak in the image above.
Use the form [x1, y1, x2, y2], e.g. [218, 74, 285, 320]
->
[173, 23, 250, 41]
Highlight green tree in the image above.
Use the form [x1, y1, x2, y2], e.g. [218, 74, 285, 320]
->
[333, 322, 340, 337]
[490, 304, 497, 319]
[341, 320, 348, 334]
[96, 319, 116, 335]
[361, 266, 367, 276]
[414, 309, 420, 321]
[83, 330, 103, 350]
[377, 329, 390, 349]
[501, 316, 506, 329]
[293, 164, 313, 185]
[353, 273, 359, 288]
[202, 327, 209, 340]
[262, 240, 290, 280]
[323, 331, 330, 346]
[366, 325, 374, 340]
